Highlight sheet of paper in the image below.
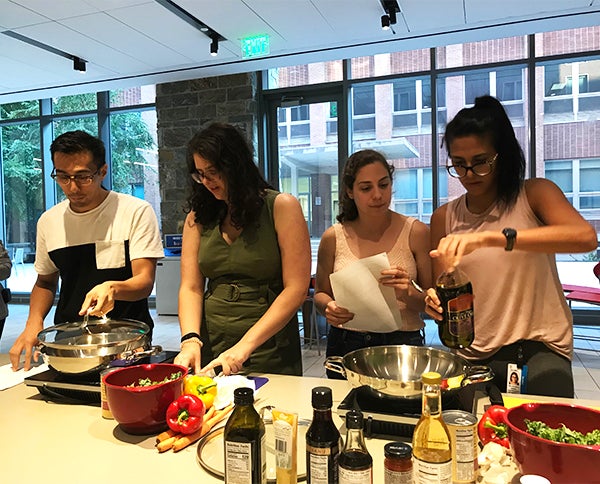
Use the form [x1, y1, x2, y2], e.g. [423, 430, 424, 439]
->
[329, 252, 402, 332]
[0, 362, 49, 391]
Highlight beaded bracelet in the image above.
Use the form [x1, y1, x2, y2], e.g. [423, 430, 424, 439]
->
[180, 337, 203, 350]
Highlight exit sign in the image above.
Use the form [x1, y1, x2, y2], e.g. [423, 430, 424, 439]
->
[241, 34, 270, 59]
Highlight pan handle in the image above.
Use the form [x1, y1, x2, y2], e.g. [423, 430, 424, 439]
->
[120, 345, 163, 363]
[461, 365, 494, 387]
[323, 356, 347, 377]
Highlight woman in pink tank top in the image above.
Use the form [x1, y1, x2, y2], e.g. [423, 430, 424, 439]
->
[313, 149, 432, 379]
[424, 95, 597, 397]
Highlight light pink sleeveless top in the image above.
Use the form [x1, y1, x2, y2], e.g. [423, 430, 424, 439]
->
[446, 187, 572, 361]
[333, 217, 424, 331]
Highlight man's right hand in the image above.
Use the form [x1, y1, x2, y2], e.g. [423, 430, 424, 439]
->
[9, 325, 42, 371]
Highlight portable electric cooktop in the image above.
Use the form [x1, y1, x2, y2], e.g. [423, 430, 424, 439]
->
[336, 383, 503, 439]
[24, 350, 179, 404]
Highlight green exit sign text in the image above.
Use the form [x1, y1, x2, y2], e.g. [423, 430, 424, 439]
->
[241, 34, 270, 59]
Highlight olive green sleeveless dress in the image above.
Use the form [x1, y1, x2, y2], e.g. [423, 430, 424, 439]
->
[198, 189, 302, 376]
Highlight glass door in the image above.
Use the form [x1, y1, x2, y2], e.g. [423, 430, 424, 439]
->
[264, 90, 347, 273]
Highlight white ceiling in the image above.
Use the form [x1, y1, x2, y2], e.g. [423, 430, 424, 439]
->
[1, 0, 599, 103]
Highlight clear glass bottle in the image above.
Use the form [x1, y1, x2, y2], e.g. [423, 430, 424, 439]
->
[412, 372, 452, 484]
[306, 386, 342, 484]
[223, 387, 266, 484]
[338, 409, 372, 484]
[436, 267, 474, 349]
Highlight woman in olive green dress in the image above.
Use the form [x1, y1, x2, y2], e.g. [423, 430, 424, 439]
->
[174, 123, 311, 376]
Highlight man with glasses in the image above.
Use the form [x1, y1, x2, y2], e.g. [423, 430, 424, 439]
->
[9, 130, 164, 371]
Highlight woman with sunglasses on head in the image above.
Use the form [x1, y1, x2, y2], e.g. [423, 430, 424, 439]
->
[174, 123, 311, 376]
[425, 95, 596, 397]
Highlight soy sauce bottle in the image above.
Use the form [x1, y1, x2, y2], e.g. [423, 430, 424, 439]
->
[436, 267, 474, 349]
[306, 386, 342, 484]
[338, 410, 372, 484]
[224, 387, 266, 484]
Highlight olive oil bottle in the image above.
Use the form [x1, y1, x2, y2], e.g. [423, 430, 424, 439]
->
[224, 387, 266, 484]
[436, 267, 474, 349]
[412, 372, 452, 484]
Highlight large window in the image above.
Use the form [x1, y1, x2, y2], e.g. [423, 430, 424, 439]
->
[1, 120, 42, 265]
[263, 26, 600, 316]
[0, 87, 157, 293]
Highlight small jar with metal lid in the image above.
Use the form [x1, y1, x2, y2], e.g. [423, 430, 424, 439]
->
[384, 441, 413, 484]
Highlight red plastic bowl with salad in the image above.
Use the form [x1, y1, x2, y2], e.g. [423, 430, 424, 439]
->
[104, 363, 187, 435]
[504, 402, 600, 483]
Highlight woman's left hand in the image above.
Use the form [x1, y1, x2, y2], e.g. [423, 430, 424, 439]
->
[379, 266, 410, 291]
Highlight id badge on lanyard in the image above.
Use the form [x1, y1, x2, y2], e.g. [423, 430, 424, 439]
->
[506, 345, 528, 394]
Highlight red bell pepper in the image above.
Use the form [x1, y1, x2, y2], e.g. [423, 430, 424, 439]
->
[477, 405, 510, 448]
[166, 394, 206, 435]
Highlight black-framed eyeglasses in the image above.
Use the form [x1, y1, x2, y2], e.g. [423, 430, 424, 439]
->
[51, 169, 100, 186]
[446, 154, 498, 178]
[191, 168, 220, 184]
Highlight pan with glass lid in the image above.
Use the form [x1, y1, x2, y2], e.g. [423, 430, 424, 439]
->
[36, 318, 161, 375]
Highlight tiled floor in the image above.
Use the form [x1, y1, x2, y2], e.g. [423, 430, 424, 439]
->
[2, 303, 600, 401]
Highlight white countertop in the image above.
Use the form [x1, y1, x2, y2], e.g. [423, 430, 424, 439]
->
[3, 353, 600, 484]
[0, 354, 376, 483]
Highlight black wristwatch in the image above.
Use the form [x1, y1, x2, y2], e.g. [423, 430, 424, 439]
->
[502, 228, 517, 251]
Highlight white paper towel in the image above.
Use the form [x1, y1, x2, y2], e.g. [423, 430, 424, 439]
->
[0, 362, 49, 390]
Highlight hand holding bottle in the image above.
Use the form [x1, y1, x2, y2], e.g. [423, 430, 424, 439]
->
[424, 266, 475, 349]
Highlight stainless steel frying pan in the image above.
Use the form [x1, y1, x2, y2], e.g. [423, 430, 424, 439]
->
[37, 318, 160, 375]
[325, 344, 492, 399]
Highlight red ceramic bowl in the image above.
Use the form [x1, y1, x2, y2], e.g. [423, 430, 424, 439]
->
[504, 402, 600, 483]
[103, 363, 187, 435]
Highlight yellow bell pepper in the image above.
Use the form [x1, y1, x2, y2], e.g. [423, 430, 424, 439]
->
[183, 375, 217, 409]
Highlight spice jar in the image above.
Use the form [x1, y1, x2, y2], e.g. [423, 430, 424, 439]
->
[384, 442, 413, 484]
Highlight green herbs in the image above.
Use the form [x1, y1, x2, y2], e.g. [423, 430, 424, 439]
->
[525, 419, 600, 446]
[128, 371, 183, 388]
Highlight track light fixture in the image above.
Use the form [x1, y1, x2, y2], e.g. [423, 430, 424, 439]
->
[2, 31, 91, 74]
[73, 56, 87, 73]
[210, 36, 218, 56]
[381, 14, 390, 30]
[379, 0, 400, 32]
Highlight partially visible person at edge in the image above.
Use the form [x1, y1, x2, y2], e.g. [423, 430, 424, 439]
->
[0, 240, 12, 339]
[9, 130, 164, 371]
[174, 123, 311, 377]
[424, 95, 597, 398]
[313, 149, 431, 380]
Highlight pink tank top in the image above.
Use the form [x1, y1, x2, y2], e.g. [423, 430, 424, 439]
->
[446, 187, 572, 360]
[333, 217, 424, 331]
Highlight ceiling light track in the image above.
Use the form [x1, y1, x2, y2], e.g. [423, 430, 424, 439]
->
[154, 0, 226, 56]
[1, 30, 87, 72]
